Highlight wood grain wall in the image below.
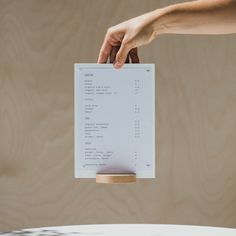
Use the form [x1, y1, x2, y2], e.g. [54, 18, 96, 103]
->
[0, 0, 236, 231]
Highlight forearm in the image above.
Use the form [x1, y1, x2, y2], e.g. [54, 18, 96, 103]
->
[152, 0, 236, 35]
[97, 0, 236, 67]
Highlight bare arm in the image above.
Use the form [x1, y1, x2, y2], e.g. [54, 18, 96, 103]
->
[154, 0, 236, 35]
[98, 0, 236, 69]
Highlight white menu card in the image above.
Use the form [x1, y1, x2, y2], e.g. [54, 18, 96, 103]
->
[74, 64, 155, 178]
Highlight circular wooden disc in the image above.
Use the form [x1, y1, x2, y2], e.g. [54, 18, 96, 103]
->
[96, 173, 136, 184]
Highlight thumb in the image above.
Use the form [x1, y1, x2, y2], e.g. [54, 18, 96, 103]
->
[114, 42, 131, 69]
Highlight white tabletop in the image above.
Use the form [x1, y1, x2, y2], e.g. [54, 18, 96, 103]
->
[2, 224, 236, 236]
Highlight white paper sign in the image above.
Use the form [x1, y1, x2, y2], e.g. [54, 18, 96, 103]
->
[74, 64, 155, 178]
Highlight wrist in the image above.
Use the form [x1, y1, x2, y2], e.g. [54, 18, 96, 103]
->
[150, 6, 175, 36]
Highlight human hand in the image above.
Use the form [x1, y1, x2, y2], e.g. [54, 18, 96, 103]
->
[97, 0, 236, 69]
[97, 11, 158, 69]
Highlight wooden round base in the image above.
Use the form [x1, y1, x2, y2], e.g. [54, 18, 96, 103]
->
[96, 173, 136, 184]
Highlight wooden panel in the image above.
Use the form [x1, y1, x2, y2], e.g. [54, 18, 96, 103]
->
[0, 0, 236, 231]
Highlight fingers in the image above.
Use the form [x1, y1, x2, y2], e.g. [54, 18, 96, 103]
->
[110, 46, 130, 64]
[97, 33, 113, 64]
[98, 41, 112, 64]
[98, 29, 138, 68]
[114, 42, 132, 69]
[129, 47, 139, 63]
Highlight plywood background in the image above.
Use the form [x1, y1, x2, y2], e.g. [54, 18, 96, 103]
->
[0, 0, 236, 231]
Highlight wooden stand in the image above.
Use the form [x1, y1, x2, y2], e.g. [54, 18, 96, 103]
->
[96, 173, 136, 184]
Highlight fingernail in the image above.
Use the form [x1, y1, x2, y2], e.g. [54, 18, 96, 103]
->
[114, 62, 122, 69]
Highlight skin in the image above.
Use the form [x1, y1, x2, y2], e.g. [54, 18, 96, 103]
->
[97, 0, 236, 69]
